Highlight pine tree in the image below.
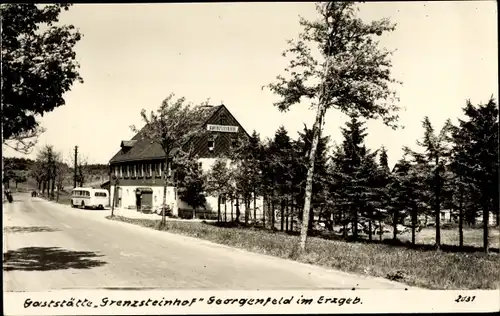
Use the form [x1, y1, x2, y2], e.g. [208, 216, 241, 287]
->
[337, 114, 370, 239]
[269, 126, 294, 231]
[452, 98, 499, 252]
[230, 130, 264, 225]
[247, 131, 263, 223]
[391, 155, 428, 244]
[329, 144, 349, 235]
[358, 150, 380, 241]
[374, 146, 391, 240]
[407, 117, 453, 250]
[206, 159, 231, 222]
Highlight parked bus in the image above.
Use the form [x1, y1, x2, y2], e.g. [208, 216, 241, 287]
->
[71, 187, 109, 210]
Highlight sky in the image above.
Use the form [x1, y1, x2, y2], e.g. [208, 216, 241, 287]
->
[3, 1, 498, 168]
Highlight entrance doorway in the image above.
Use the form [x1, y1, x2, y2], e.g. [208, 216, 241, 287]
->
[136, 187, 153, 212]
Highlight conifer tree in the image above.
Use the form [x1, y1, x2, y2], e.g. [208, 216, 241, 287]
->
[337, 114, 370, 239]
[406, 117, 453, 250]
[451, 98, 499, 252]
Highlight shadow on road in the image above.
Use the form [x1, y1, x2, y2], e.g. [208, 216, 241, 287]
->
[3, 226, 61, 234]
[3, 247, 107, 271]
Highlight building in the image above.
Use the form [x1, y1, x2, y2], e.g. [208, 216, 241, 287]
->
[108, 104, 264, 219]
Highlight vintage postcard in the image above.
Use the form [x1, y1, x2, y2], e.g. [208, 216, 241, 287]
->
[2, 1, 499, 315]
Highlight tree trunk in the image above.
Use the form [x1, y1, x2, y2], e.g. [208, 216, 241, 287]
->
[271, 197, 275, 230]
[245, 198, 250, 224]
[308, 207, 314, 232]
[287, 199, 291, 232]
[51, 176, 55, 199]
[290, 199, 294, 232]
[411, 205, 417, 245]
[352, 203, 359, 239]
[111, 183, 118, 217]
[458, 184, 464, 248]
[435, 157, 441, 250]
[393, 210, 398, 241]
[231, 198, 234, 221]
[280, 199, 285, 231]
[161, 160, 168, 225]
[368, 208, 373, 241]
[263, 195, 268, 228]
[217, 195, 221, 222]
[483, 200, 489, 253]
[253, 190, 257, 224]
[235, 198, 240, 223]
[56, 177, 60, 202]
[378, 219, 383, 241]
[224, 198, 227, 222]
[299, 101, 326, 251]
[342, 208, 348, 239]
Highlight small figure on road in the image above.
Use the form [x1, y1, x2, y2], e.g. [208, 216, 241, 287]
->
[5, 189, 13, 203]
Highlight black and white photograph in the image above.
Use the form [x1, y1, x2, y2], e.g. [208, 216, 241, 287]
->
[2, 1, 499, 314]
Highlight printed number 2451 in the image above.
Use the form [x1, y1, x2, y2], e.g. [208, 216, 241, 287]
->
[455, 295, 475, 303]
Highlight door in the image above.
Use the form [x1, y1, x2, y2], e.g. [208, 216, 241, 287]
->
[141, 192, 153, 210]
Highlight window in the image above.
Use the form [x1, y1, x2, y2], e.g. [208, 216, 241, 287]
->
[156, 163, 161, 178]
[126, 165, 130, 178]
[133, 164, 137, 178]
[141, 164, 145, 177]
[159, 162, 163, 177]
[208, 140, 215, 152]
[219, 113, 227, 125]
[119, 166, 123, 178]
[114, 166, 119, 177]
[95, 192, 107, 197]
[148, 163, 153, 177]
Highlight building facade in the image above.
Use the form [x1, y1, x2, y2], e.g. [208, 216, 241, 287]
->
[108, 104, 264, 219]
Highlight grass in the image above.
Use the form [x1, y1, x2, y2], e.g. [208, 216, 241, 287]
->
[106, 215, 500, 290]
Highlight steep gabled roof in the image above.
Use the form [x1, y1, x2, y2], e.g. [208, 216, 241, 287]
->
[109, 105, 223, 164]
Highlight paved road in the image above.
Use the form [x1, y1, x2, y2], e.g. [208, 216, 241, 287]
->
[3, 193, 412, 291]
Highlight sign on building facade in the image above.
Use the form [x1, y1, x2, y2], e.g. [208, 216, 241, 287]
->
[206, 124, 239, 133]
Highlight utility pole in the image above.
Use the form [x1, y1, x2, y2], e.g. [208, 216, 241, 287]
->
[111, 175, 119, 217]
[74, 146, 78, 188]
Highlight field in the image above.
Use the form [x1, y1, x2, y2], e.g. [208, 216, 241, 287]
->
[107, 215, 500, 290]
